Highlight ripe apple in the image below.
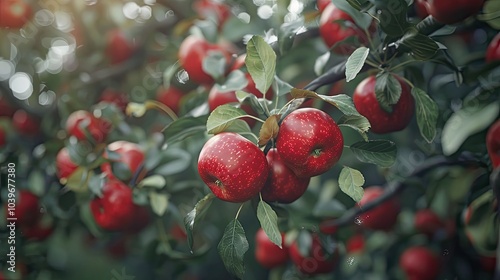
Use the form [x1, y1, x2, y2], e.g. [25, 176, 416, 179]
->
[276, 108, 343, 178]
[101, 141, 146, 183]
[0, 0, 32, 29]
[5, 190, 41, 227]
[399, 246, 440, 280]
[98, 89, 129, 112]
[178, 35, 232, 85]
[414, 209, 444, 237]
[193, 0, 231, 27]
[346, 234, 365, 253]
[21, 221, 54, 241]
[255, 228, 289, 269]
[90, 179, 150, 232]
[105, 29, 136, 65]
[289, 234, 338, 275]
[353, 75, 415, 134]
[317, 0, 331, 12]
[156, 86, 185, 115]
[12, 109, 40, 136]
[261, 148, 310, 204]
[357, 186, 400, 231]
[55, 147, 79, 181]
[66, 110, 111, 143]
[486, 33, 500, 63]
[197, 132, 269, 203]
[487, 120, 500, 168]
[319, 3, 370, 55]
[0, 127, 6, 147]
[419, 0, 485, 25]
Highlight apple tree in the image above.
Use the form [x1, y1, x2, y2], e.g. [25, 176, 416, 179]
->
[0, 0, 499, 279]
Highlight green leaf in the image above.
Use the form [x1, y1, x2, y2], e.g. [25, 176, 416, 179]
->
[338, 114, 371, 141]
[314, 51, 330, 76]
[345, 47, 370, 82]
[224, 119, 253, 134]
[246, 35, 276, 95]
[219, 70, 248, 92]
[273, 75, 294, 97]
[137, 175, 166, 189]
[441, 102, 499, 156]
[313, 198, 347, 217]
[257, 200, 282, 248]
[375, 72, 402, 113]
[338, 166, 365, 202]
[411, 87, 438, 143]
[202, 50, 227, 80]
[331, 0, 373, 30]
[374, 0, 411, 37]
[400, 28, 439, 60]
[235, 90, 266, 116]
[163, 116, 207, 144]
[350, 140, 397, 167]
[217, 219, 249, 279]
[153, 148, 192, 176]
[291, 89, 364, 117]
[278, 17, 305, 54]
[477, 0, 500, 29]
[206, 104, 247, 134]
[149, 192, 169, 216]
[184, 193, 215, 251]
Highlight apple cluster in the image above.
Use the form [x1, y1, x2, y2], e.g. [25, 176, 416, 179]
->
[197, 107, 344, 204]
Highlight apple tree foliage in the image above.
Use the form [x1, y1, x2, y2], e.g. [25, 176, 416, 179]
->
[0, 0, 500, 279]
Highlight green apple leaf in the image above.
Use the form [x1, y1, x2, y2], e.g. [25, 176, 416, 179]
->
[375, 72, 402, 113]
[338, 114, 371, 141]
[163, 115, 207, 144]
[137, 175, 166, 189]
[217, 219, 249, 279]
[257, 199, 282, 248]
[314, 51, 331, 76]
[246, 35, 276, 95]
[400, 28, 439, 60]
[441, 102, 499, 156]
[350, 140, 397, 167]
[313, 198, 347, 218]
[273, 75, 294, 97]
[331, 0, 373, 30]
[184, 193, 215, 251]
[202, 50, 227, 81]
[479, 0, 500, 29]
[411, 87, 439, 143]
[345, 47, 370, 82]
[235, 90, 266, 116]
[290, 89, 364, 117]
[219, 70, 248, 92]
[374, 0, 410, 37]
[149, 191, 169, 216]
[207, 104, 247, 134]
[223, 119, 252, 135]
[338, 166, 365, 202]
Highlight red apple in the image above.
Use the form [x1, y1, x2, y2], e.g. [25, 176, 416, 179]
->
[346, 234, 365, 253]
[255, 228, 289, 269]
[276, 108, 343, 178]
[399, 246, 440, 280]
[319, 3, 370, 55]
[197, 132, 269, 203]
[66, 110, 111, 143]
[156, 86, 185, 115]
[98, 89, 129, 112]
[261, 148, 310, 204]
[480, 255, 496, 271]
[0, 0, 32, 29]
[101, 141, 146, 183]
[419, 0, 485, 25]
[486, 33, 500, 63]
[5, 190, 41, 227]
[105, 29, 136, 65]
[317, 0, 331, 12]
[12, 109, 40, 136]
[178, 35, 232, 85]
[289, 234, 338, 275]
[357, 186, 400, 231]
[414, 0, 429, 19]
[20, 221, 54, 241]
[193, 0, 231, 27]
[353, 75, 415, 134]
[414, 209, 444, 237]
[487, 120, 500, 168]
[0, 127, 6, 146]
[55, 147, 79, 181]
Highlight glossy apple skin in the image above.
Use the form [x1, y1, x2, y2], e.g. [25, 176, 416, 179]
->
[486, 33, 500, 63]
[399, 246, 440, 280]
[357, 186, 400, 231]
[105, 29, 136, 65]
[319, 3, 369, 55]
[255, 228, 289, 269]
[487, 120, 500, 168]
[420, 0, 485, 25]
[5, 190, 40, 227]
[0, 0, 32, 29]
[276, 108, 343, 178]
[197, 132, 269, 203]
[414, 209, 444, 237]
[101, 141, 145, 183]
[353, 75, 415, 134]
[290, 234, 338, 275]
[156, 86, 184, 115]
[98, 89, 129, 112]
[178, 35, 232, 85]
[346, 234, 365, 253]
[261, 148, 310, 204]
[55, 147, 79, 181]
[90, 179, 150, 232]
[13, 109, 40, 136]
[66, 110, 110, 143]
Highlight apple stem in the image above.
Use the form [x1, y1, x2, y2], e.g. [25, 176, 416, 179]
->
[235, 203, 244, 219]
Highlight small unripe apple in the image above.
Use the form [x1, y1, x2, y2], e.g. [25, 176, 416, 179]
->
[261, 148, 310, 204]
[255, 228, 289, 269]
[419, 0, 485, 25]
[289, 234, 338, 275]
[276, 108, 343, 178]
[197, 132, 269, 203]
[399, 246, 440, 280]
[357, 186, 400, 231]
[353, 75, 415, 134]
